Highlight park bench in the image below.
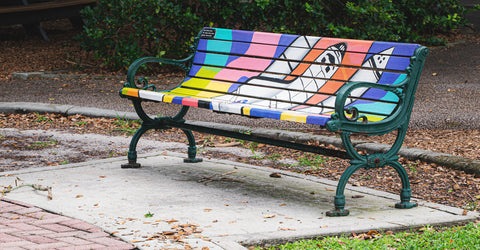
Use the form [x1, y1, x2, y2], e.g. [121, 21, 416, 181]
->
[0, 0, 95, 41]
[119, 27, 429, 216]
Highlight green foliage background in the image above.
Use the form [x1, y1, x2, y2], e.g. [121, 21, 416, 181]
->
[77, 0, 476, 70]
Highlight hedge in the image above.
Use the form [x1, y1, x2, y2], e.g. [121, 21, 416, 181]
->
[77, 0, 477, 70]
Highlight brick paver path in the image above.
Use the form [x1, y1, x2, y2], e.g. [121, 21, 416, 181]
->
[0, 198, 135, 249]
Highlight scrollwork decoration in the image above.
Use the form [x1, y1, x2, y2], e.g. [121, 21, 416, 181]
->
[134, 77, 157, 91]
[345, 106, 368, 123]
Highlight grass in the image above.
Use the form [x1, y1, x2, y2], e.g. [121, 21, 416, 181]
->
[258, 222, 480, 249]
[29, 139, 58, 149]
[34, 112, 53, 123]
[111, 115, 141, 136]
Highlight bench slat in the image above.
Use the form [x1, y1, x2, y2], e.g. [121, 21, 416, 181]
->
[121, 87, 391, 125]
[203, 27, 420, 57]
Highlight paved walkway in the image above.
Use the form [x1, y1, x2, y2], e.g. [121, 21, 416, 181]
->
[0, 198, 135, 249]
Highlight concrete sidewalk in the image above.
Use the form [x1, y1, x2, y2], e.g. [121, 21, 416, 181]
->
[1, 151, 478, 249]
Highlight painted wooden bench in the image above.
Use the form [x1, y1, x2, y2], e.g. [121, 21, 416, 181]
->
[0, 0, 95, 41]
[120, 27, 429, 216]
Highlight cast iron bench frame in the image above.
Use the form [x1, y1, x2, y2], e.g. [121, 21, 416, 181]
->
[120, 27, 429, 217]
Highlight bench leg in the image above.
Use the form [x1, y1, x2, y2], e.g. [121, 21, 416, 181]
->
[391, 161, 417, 209]
[326, 130, 417, 216]
[326, 164, 363, 217]
[121, 125, 149, 168]
[182, 129, 202, 163]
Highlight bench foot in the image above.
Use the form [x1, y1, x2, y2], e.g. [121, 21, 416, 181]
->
[182, 129, 202, 163]
[395, 201, 418, 209]
[326, 194, 350, 217]
[395, 187, 417, 209]
[184, 158, 203, 163]
[326, 208, 350, 217]
[121, 161, 142, 168]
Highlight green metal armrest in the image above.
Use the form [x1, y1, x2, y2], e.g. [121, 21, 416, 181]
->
[326, 80, 407, 135]
[124, 56, 194, 90]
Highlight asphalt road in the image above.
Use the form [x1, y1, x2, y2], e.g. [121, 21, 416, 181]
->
[1, 38, 479, 130]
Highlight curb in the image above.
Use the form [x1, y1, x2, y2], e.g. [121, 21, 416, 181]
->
[1, 102, 479, 177]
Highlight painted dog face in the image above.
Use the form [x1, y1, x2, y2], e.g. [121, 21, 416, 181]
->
[313, 43, 347, 79]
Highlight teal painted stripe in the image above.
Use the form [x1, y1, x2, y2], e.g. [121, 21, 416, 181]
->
[207, 39, 232, 53]
[355, 103, 396, 115]
[204, 53, 230, 67]
[381, 92, 400, 103]
[213, 28, 233, 40]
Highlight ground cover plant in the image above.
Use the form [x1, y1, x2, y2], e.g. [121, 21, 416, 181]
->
[257, 222, 480, 249]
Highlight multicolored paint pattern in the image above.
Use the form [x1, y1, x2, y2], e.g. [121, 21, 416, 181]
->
[122, 27, 420, 126]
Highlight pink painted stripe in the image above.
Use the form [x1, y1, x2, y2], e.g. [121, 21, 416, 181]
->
[182, 98, 199, 107]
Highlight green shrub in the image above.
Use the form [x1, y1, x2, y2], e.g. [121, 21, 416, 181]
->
[78, 0, 473, 70]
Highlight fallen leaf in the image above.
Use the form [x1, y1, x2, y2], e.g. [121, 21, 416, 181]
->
[325, 188, 335, 191]
[166, 219, 179, 224]
[367, 230, 379, 235]
[352, 195, 364, 198]
[432, 72, 438, 76]
[204, 209, 212, 212]
[269, 173, 281, 178]
[279, 227, 296, 231]
[264, 214, 276, 218]
[463, 209, 468, 216]
[99, 175, 106, 178]
[215, 142, 241, 147]
[76, 195, 83, 198]
[280, 203, 287, 206]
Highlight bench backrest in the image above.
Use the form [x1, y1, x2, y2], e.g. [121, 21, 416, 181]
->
[171, 27, 424, 123]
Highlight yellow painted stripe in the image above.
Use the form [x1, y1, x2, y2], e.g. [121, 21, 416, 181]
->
[364, 114, 385, 122]
[163, 95, 175, 103]
[280, 112, 307, 123]
[242, 107, 251, 116]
